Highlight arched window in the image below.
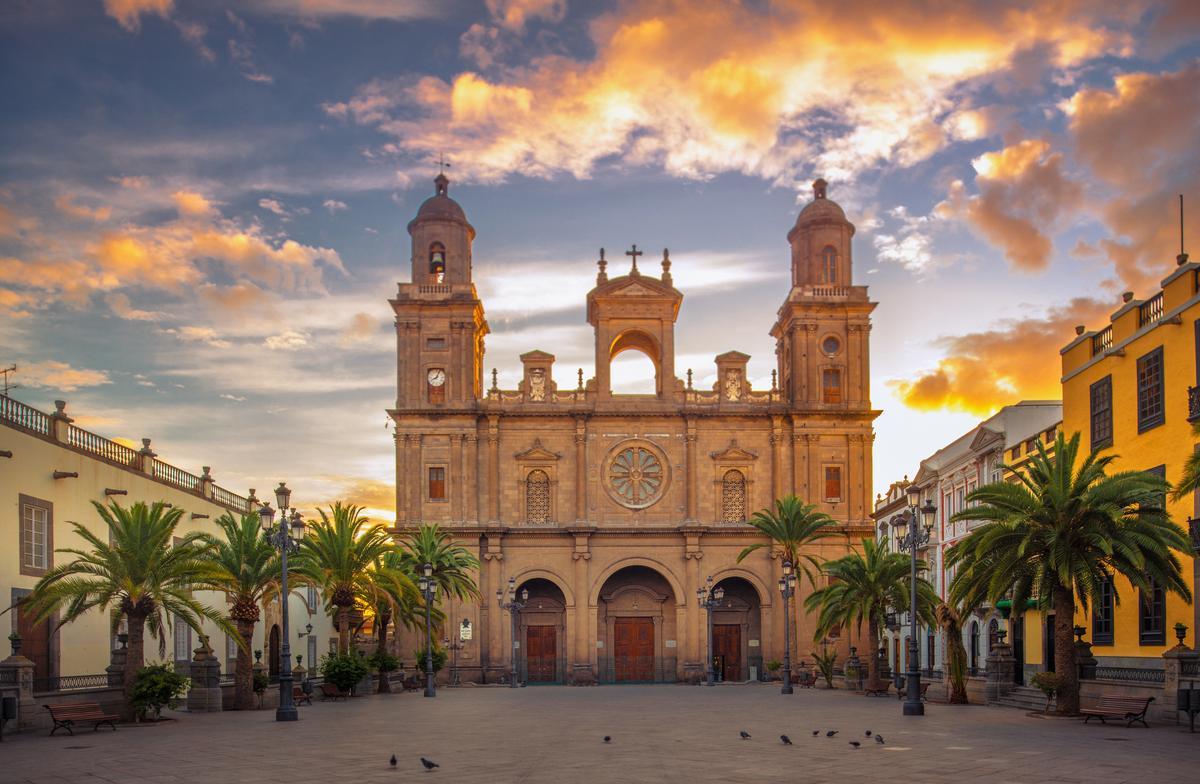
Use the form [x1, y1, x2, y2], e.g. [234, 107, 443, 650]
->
[525, 469, 551, 523]
[820, 245, 838, 284]
[721, 469, 746, 523]
[970, 621, 980, 673]
[429, 242, 446, 282]
[822, 368, 843, 404]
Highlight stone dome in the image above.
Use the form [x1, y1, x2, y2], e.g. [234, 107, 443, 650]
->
[407, 173, 474, 235]
[788, 178, 853, 242]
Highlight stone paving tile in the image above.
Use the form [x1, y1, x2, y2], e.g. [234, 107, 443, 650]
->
[2, 685, 1197, 783]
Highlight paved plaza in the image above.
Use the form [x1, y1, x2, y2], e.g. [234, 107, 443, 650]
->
[3, 686, 1197, 783]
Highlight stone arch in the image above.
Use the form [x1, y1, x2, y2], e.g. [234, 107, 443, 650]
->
[511, 567, 575, 608]
[709, 566, 774, 608]
[589, 556, 684, 607]
[707, 574, 763, 682]
[595, 563, 680, 683]
[608, 329, 661, 395]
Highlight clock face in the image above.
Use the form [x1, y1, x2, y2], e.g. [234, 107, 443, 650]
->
[427, 368, 446, 387]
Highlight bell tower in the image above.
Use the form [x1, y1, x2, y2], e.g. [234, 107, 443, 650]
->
[771, 179, 874, 411]
[390, 174, 489, 410]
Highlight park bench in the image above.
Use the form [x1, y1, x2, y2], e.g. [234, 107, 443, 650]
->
[1080, 695, 1155, 728]
[897, 681, 930, 701]
[292, 686, 312, 706]
[863, 680, 892, 697]
[44, 702, 120, 736]
[319, 682, 350, 701]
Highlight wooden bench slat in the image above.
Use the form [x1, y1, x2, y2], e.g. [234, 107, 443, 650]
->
[44, 702, 120, 737]
[1081, 695, 1154, 727]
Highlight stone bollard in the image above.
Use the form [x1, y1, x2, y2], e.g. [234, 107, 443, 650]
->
[1162, 639, 1199, 723]
[1, 635, 38, 730]
[49, 400, 73, 444]
[186, 636, 223, 712]
[845, 647, 863, 691]
[107, 641, 127, 688]
[1074, 626, 1097, 681]
[984, 639, 1016, 703]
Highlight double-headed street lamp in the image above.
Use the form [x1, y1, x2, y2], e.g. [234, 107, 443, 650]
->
[778, 561, 798, 695]
[417, 563, 437, 698]
[258, 482, 305, 723]
[697, 576, 725, 687]
[897, 483, 936, 717]
[497, 577, 528, 688]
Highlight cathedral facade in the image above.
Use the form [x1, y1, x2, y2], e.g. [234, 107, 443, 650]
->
[389, 173, 877, 684]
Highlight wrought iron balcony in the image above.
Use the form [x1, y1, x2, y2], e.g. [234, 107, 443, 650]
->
[1188, 385, 1200, 423]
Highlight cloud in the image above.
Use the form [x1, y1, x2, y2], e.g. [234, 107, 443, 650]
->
[227, 11, 274, 84]
[166, 326, 233, 348]
[322, 199, 348, 213]
[872, 206, 937, 273]
[219, 393, 247, 402]
[263, 330, 309, 350]
[19, 360, 113, 392]
[486, 0, 566, 31]
[103, 0, 173, 32]
[328, 0, 1132, 186]
[339, 312, 377, 346]
[173, 190, 216, 217]
[54, 194, 113, 223]
[0, 204, 38, 238]
[937, 139, 1082, 272]
[106, 292, 167, 321]
[890, 296, 1113, 415]
[258, 197, 289, 217]
[243, 0, 443, 22]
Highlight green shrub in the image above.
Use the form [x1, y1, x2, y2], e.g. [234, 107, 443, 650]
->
[252, 671, 269, 695]
[130, 663, 190, 720]
[765, 659, 782, 673]
[810, 649, 838, 688]
[1031, 671, 1064, 713]
[368, 649, 400, 674]
[414, 644, 448, 674]
[321, 652, 370, 692]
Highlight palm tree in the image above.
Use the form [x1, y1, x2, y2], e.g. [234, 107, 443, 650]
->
[294, 502, 402, 654]
[947, 432, 1191, 715]
[396, 524, 481, 602]
[737, 496, 839, 679]
[804, 537, 937, 688]
[367, 549, 429, 692]
[197, 512, 280, 711]
[1172, 421, 1200, 502]
[15, 501, 233, 714]
[935, 602, 969, 704]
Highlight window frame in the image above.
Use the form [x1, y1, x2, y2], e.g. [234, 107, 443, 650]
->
[1138, 578, 1165, 646]
[824, 465, 843, 502]
[1089, 375, 1113, 450]
[524, 468, 552, 524]
[821, 367, 843, 404]
[1136, 346, 1165, 433]
[19, 494, 52, 577]
[720, 469, 747, 524]
[427, 466, 447, 501]
[1091, 575, 1114, 645]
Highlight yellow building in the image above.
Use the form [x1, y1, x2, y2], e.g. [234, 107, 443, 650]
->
[0, 396, 336, 687]
[1046, 255, 1199, 673]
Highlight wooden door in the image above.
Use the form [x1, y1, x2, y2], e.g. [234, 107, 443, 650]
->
[613, 618, 654, 682]
[268, 625, 281, 680]
[526, 626, 557, 683]
[713, 625, 741, 682]
[16, 601, 51, 683]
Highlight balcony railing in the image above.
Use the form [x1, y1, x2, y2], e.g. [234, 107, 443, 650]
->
[1138, 292, 1164, 328]
[1189, 386, 1200, 423]
[0, 394, 51, 435]
[32, 673, 113, 694]
[68, 424, 139, 467]
[212, 484, 251, 513]
[1091, 326, 1113, 356]
[153, 459, 201, 491]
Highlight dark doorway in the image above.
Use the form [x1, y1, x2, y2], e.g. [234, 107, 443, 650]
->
[268, 624, 281, 681]
[713, 624, 741, 682]
[526, 625, 557, 683]
[1012, 616, 1025, 685]
[16, 600, 52, 683]
[1043, 614, 1055, 674]
[613, 617, 654, 682]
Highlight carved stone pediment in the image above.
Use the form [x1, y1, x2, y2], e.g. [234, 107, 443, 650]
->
[709, 439, 758, 461]
[514, 438, 562, 461]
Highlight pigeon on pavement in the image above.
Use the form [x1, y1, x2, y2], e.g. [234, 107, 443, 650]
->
[390, 755, 397, 768]
[780, 735, 792, 745]
[811, 730, 820, 736]
[604, 736, 612, 743]
[865, 730, 872, 737]
[740, 731, 752, 740]
[420, 758, 439, 772]
[826, 730, 838, 737]
[849, 741, 861, 749]
[875, 734, 885, 745]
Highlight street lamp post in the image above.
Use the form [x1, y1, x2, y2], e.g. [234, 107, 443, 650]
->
[497, 578, 528, 688]
[898, 483, 936, 717]
[778, 561, 797, 695]
[697, 576, 725, 687]
[418, 563, 437, 698]
[258, 482, 305, 723]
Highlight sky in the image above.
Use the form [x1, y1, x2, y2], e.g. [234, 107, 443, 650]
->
[1, 0, 1198, 521]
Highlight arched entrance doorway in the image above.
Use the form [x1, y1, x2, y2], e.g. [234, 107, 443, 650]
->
[268, 624, 281, 681]
[710, 577, 762, 682]
[597, 565, 678, 683]
[517, 578, 567, 684]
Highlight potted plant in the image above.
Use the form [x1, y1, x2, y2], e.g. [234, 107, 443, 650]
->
[414, 645, 448, 676]
[321, 652, 370, 695]
[369, 649, 401, 693]
[252, 671, 269, 708]
[1031, 671, 1064, 714]
[811, 649, 838, 689]
[130, 662, 190, 722]
[765, 659, 782, 682]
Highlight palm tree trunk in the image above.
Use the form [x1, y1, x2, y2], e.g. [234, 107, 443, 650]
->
[233, 619, 256, 710]
[337, 606, 350, 654]
[377, 610, 391, 693]
[1053, 586, 1079, 715]
[865, 616, 880, 687]
[945, 627, 969, 704]
[123, 610, 147, 720]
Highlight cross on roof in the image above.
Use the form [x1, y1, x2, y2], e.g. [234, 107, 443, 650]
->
[626, 244, 642, 272]
[436, 152, 451, 173]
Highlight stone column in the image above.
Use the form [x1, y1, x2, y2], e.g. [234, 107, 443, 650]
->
[770, 417, 784, 501]
[1162, 643, 1199, 721]
[684, 536, 704, 683]
[466, 433, 480, 523]
[49, 399, 72, 443]
[570, 533, 594, 685]
[199, 466, 214, 500]
[106, 639, 127, 687]
[574, 417, 587, 522]
[685, 420, 698, 522]
[137, 438, 157, 476]
[487, 417, 501, 523]
[483, 545, 505, 682]
[186, 636, 222, 712]
[450, 435, 463, 522]
[395, 433, 407, 525]
[0, 643, 36, 730]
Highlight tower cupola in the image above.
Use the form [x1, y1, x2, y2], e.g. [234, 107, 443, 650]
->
[407, 173, 475, 285]
[787, 178, 855, 288]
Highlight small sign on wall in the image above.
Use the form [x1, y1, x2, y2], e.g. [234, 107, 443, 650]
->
[460, 619, 472, 641]
[596, 640, 605, 648]
[665, 639, 677, 648]
[749, 639, 760, 647]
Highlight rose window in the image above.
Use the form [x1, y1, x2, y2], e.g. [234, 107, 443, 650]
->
[606, 444, 666, 509]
